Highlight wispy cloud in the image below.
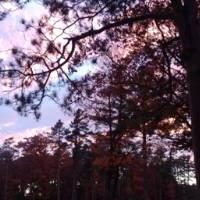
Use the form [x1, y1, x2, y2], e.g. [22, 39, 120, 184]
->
[0, 121, 15, 130]
[0, 126, 50, 143]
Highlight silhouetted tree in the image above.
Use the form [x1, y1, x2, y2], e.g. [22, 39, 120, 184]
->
[49, 120, 67, 200]
[66, 109, 89, 200]
[0, 138, 16, 200]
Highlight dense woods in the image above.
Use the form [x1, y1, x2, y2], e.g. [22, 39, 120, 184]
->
[1, 0, 200, 199]
[0, 116, 197, 200]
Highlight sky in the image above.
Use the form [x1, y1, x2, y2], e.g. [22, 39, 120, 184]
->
[0, 2, 68, 142]
[0, 99, 67, 142]
[0, 1, 99, 142]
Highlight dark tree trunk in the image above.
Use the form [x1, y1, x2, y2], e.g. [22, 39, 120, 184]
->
[187, 69, 200, 186]
[105, 169, 112, 200]
[142, 129, 149, 200]
[4, 162, 8, 200]
[57, 164, 61, 200]
[71, 161, 78, 200]
[57, 145, 61, 200]
[171, 0, 200, 187]
[111, 167, 119, 200]
[105, 167, 119, 200]
[91, 176, 96, 200]
[72, 147, 80, 200]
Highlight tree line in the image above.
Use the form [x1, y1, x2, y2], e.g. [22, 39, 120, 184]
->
[0, 113, 198, 200]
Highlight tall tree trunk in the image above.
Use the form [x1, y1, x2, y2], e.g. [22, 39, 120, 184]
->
[105, 94, 117, 200]
[57, 146, 61, 200]
[187, 69, 200, 186]
[105, 169, 112, 200]
[171, 0, 200, 187]
[112, 166, 119, 200]
[142, 129, 149, 200]
[4, 162, 8, 200]
[91, 176, 96, 200]
[57, 163, 61, 200]
[72, 147, 79, 200]
[105, 167, 119, 200]
[71, 164, 78, 200]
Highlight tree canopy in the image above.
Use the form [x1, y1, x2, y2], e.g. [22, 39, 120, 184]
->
[1, 0, 200, 196]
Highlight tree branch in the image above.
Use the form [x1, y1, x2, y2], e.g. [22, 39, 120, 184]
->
[67, 11, 174, 41]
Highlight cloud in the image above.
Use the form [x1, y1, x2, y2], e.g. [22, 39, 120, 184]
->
[0, 121, 15, 130]
[0, 126, 50, 143]
[2, 122, 15, 127]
